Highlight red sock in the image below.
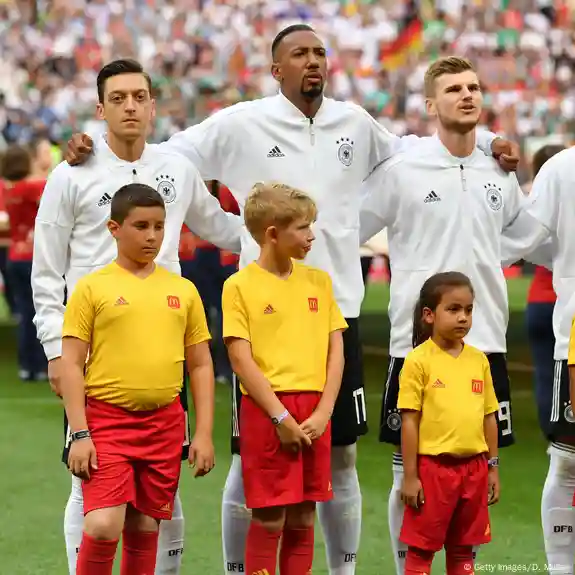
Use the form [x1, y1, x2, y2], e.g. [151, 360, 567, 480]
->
[245, 521, 282, 575]
[279, 525, 314, 575]
[446, 544, 474, 575]
[76, 533, 118, 575]
[405, 546, 434, 575]
[120, 529, 159, 575]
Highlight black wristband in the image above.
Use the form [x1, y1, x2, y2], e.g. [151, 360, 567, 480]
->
[71, 430, 91, 442]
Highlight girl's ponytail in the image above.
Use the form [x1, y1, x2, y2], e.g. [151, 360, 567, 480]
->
[412, 298, 431, 348]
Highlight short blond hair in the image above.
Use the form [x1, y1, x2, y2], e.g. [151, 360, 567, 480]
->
[244, 182, 317, 243]
[424, 56, 476, 98]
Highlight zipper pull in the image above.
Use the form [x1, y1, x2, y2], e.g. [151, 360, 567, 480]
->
[460, 164, 467, 192]
[132, 168, 138, 182]
[309, 117, 315, 145]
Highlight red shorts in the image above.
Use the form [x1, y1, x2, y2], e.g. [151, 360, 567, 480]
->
[82, 397, 185, 520]
[240, 392, 332, 510]
[400, 454, 491, 551]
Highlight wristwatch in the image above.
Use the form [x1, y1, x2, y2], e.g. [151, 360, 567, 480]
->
[271, 410, 289, 426]
[488, 456, 499, 469]
[70, 430, 91, 442]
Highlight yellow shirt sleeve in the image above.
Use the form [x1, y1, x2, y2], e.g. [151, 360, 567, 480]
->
[483, 356, 499, 415]
[185, 283, 211, 347]
[569, 317, 575, 366]
[325, 274, 348, 332]
[222, 279, 250, 341]
[397, 354, 425, 411]
[62, 279, 95, 342]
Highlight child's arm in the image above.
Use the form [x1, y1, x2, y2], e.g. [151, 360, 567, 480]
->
[60, 280, 96, 480]
[227, 338, 288, 417]
[184, 283, 215, 476]
[397, 355, 425, 508]
[185, 341, 215, 477]
[483, 358, 500, 504]
[401, 410, 423, 503]
[60, 337, 90, 434]
[227, 339, 312, 449]
[300, 329, 345, 440]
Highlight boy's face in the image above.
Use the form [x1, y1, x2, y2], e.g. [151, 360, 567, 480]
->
[108, 206, 165, 263]
[271, 217, 315, 260]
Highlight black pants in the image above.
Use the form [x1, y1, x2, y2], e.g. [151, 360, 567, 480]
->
[7, 259, 47, 375]
[526, 301, 555, 438]
[0, 246, 17, 316]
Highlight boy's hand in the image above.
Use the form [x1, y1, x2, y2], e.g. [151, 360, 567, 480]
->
[65, 133, 93, 165]
[68, 438, 98, 480]
[300, 409, 330, 441]
[488, 467, 500, 505]
[401, 475, 424, 509]
[189, 433, 215, 477]
[276, 415, 312, 452]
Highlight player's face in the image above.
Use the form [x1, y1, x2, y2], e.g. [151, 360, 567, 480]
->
[272, 31, 327, 100]
[423, 286, 474, 342]
[108, 206, 165, 263]
[275, 217, 315, 260]
[426, 70, 483, 134]
[97, 73, 155, 140]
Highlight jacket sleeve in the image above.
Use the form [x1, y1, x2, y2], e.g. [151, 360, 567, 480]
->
[32, 164, 75, 360]
[500, 173, 554, 268]
[182, 162, 243, 254]
[157, 109, 235, 182]
[359, 160, 397, 245]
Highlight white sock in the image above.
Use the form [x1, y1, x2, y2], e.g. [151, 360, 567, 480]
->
[388, 453, 407, 575]
[221, 454, 251, 574]
[541, 443, 575, 575]
[64, 476, 84, 575]
[389, 454, 480, 572]
[317, 444, 362, 575]
[155, 489, 185, 574]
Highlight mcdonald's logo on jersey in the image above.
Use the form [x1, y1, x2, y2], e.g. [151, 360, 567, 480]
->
[308, 297, 318, 312]
[167, 295, 180, 309]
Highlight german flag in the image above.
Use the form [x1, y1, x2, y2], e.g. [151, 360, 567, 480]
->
[380, 1, 424, 71]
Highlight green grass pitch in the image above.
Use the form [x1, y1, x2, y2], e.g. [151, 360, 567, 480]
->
[0, 278, 551, 573]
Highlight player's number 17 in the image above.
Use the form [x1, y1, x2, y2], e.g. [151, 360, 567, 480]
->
[353, 388, 367, 425]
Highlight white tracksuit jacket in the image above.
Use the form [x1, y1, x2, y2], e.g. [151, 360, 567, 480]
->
[499, 146, 575, 361]
[32, 136, 243, 360]
[359, 134, 545, 358]
[154, 92, 497, 319]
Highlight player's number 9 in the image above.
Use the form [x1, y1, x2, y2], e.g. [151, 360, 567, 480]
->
[498, 400, 512, 436]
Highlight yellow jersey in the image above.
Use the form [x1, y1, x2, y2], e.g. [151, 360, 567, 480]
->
[568, 317, 575, 365]
[222, 261, 347, 394]
[62, 262, 211, 411]
[398, 339, 499, 456]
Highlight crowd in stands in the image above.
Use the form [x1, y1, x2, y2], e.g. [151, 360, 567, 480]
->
[0, 0, 574, 182]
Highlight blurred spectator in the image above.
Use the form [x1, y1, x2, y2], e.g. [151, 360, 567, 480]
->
[1, 144, 47, 381]
[0, 0, 573, 183]
[180, 181, 239, 385]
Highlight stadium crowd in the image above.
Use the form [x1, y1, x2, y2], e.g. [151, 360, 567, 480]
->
[0, 0, 574, 180]
[2, 0, 575, 574]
